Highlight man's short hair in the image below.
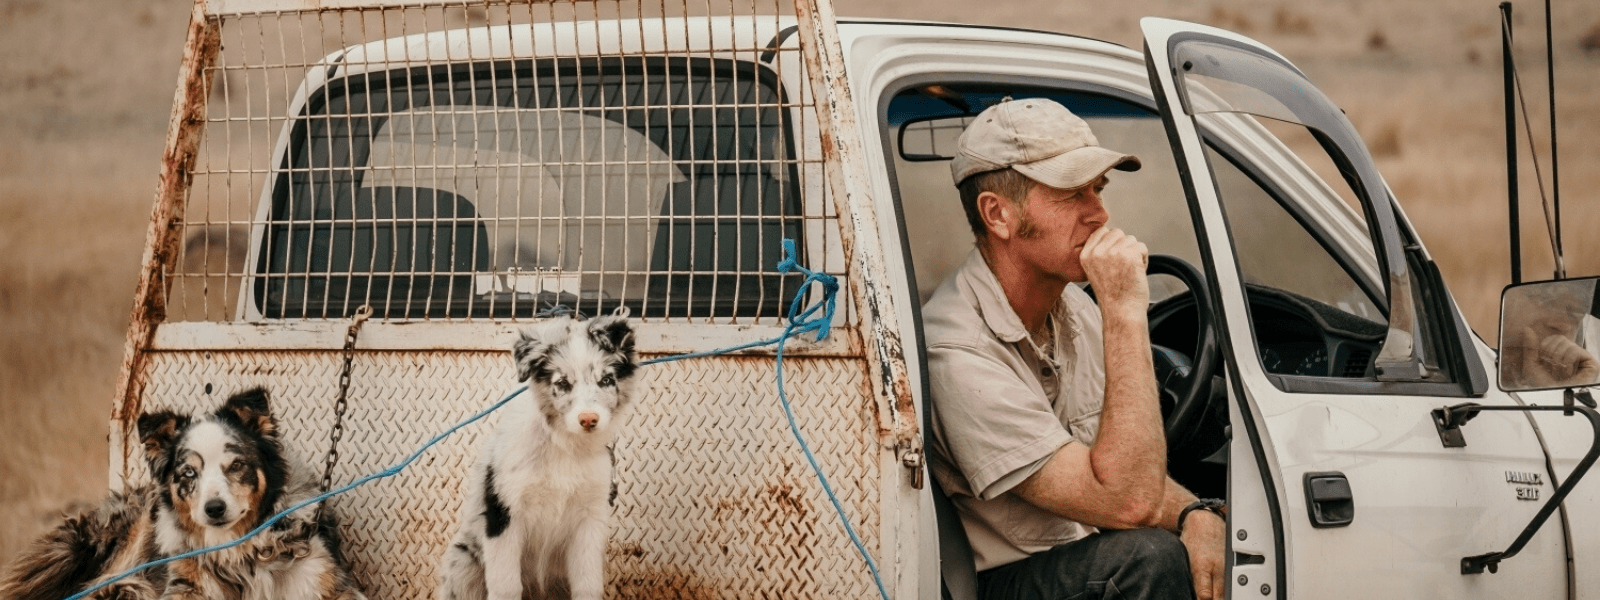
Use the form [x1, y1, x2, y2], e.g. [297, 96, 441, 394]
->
[957, 168, 1036, 239]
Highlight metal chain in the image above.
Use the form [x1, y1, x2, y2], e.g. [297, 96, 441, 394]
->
[319, 305, 372, 517]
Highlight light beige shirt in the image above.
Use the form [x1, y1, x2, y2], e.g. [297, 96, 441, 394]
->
[923, 249, 1107, 571]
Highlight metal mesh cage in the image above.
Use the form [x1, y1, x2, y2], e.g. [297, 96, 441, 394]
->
[172, 0, 844, 324]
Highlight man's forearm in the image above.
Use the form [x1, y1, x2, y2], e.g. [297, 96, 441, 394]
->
[1156, 477, 1202, 532]
[1087, 304, 1167, 520]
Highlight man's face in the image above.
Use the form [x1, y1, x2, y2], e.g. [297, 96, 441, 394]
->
[1009, 174, 1110, 283]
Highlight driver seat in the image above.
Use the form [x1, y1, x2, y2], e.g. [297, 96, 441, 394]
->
[932, 475, 980, 600]
[923, 361, 980, 600]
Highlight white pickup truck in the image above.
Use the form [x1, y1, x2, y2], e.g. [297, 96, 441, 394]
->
[112, 2, 1600, 599]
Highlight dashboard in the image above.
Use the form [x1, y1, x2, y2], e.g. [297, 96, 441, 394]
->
[1150, 284, 1386, 380]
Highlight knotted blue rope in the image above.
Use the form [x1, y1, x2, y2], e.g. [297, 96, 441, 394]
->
[65, 238, 889, 600]
[640, 238, 838, 366]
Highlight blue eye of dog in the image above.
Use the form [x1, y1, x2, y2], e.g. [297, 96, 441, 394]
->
[181, 467, 197, 479]
[600, 374, 615, 387]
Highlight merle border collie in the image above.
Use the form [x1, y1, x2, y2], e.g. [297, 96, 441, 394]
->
[0, 388, 366, 600]
[438, 310, 638, 600]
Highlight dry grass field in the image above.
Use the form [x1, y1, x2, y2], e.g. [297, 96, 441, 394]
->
[2, 0, 1597, 566]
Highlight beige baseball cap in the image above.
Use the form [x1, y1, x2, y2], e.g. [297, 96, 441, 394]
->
[951, 97, 1141, 189]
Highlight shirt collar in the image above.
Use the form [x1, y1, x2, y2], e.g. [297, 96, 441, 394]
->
[959, 249, 1078, 345]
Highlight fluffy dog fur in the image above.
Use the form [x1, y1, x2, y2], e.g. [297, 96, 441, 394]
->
[0, 388, 366, 600]
[438, 311, 638, 600]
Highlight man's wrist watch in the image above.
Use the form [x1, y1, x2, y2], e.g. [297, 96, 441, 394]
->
[1177, 498, 1226, 534]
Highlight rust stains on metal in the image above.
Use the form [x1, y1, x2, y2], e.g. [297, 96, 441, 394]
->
[111, 0, 223, 484]
[610, 566, 721, 600]
[763, 482, 810, 520]
[815, 125, 838, 163]
[876, 327, 917, 430]
[852, 358, 886, 437]
[610, 542, 647, 559]
[793, 0, 922, 487]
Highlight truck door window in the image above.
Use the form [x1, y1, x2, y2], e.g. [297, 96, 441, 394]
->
[1204, 142, 1392, 378]
[1172, 37, 1459, 386]
[256, 57, 803, 320]
[884, 87, 1200, 307]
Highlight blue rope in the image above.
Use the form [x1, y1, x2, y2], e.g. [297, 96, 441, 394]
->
[765, 240, 891, 600]
[65, 238, 889, 600]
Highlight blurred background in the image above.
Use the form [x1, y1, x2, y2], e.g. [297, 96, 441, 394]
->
[2, 0, 1596, 561]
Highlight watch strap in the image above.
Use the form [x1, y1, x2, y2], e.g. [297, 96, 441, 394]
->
[1177, 498, 1226, 534]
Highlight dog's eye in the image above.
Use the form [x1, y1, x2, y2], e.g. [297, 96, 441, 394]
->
[228, 459, 247, 473]
[181, 467, 197, 479]
[553, 380, 572, 394]
[599, 374, 615, 387]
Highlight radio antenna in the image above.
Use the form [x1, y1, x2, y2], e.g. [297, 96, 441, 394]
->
[1502, 3, 1521, 285]
[1500, 2, 1566, 284]
[1545, 0, 1564, 279]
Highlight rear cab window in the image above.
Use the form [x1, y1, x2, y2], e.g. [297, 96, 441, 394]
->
[252, 56, 806, 321]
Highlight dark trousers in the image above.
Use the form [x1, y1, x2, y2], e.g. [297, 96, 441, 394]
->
[976, 528, 1195, 600]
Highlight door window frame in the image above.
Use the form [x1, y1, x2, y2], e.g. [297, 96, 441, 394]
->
[1152, 31, 1488, 398]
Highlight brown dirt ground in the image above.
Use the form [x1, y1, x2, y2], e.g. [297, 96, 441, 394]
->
[2, 0, 1597, 565]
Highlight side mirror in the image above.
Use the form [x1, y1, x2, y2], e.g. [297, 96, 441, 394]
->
[897, 114, 976, 162]
[1498, 277, 1600, 392]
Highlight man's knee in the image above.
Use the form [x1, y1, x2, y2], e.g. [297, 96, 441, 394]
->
[1099, 528, 1189, 579]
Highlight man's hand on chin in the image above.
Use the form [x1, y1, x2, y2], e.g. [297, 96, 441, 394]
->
[1181, 510, 1227, 600]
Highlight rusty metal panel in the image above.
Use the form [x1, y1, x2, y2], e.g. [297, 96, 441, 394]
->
[792, 0, 921, 490]
[110, 0, 223, 488]
[121, 350, 880, 599]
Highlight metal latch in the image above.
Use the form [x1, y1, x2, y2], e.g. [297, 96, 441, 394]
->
[1431, 402, 1480, 448]
[900, 446, 924, 490]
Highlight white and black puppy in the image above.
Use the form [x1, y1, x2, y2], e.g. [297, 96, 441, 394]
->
[438, 311, 638, 600]
[0, 388, 366, 600]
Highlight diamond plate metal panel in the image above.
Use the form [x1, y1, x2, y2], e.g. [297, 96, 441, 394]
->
[123, 350, 880, 600]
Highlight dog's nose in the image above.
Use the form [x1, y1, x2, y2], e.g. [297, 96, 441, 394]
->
[578, 411, 600, 431]
[204, 499, 226, 519]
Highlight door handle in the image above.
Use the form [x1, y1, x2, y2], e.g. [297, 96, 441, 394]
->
[1304, 472, 1354, 528]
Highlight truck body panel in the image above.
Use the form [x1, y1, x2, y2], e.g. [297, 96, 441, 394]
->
[111, 3, 1597, 598]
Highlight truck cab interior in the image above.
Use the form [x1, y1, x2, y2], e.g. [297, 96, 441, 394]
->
[878, 80, 1401, 595]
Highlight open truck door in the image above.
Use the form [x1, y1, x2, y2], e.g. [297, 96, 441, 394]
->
[1141, 18, 1568, 598]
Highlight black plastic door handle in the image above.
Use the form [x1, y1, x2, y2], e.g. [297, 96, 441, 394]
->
[1304, 472, 1354, 528]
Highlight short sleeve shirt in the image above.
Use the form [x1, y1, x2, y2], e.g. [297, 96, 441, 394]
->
[923, 249, 1107, 571]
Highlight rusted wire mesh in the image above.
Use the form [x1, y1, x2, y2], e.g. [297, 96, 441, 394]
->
[170, 0, 845, 325]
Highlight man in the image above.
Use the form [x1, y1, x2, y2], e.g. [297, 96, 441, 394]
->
[923, 97, 1226, 600]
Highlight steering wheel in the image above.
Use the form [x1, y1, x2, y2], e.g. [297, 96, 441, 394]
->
[1146, 255, 1221, 452]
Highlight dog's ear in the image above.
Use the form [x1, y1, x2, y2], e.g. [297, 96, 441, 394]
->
[588, 312, 635, 356]
[513, 328, 552, 382]
[138, 410, 190, 477]
[217, 387, 278, 439]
